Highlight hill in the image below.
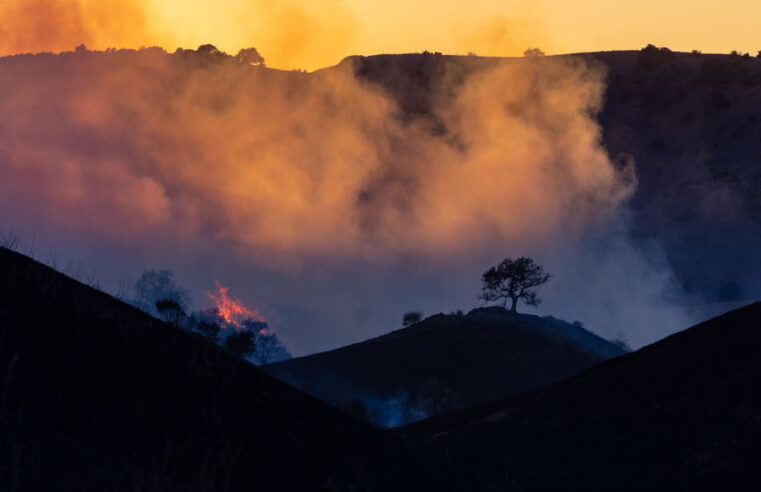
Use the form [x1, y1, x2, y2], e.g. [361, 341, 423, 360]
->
[265, 308, 625, 426]
[403, 301, 761, 490]
[0, 246, 466, 491]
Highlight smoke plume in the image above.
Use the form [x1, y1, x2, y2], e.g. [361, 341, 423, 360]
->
[0, 48, 695, 353]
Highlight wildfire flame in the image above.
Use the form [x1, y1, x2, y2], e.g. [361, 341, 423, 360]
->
[205, 281, 264, 326]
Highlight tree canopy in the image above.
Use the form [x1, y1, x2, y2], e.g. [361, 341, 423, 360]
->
[225, 329, 257, 357]
[235, 47, 265, 66]
[479, 257, 550, 313]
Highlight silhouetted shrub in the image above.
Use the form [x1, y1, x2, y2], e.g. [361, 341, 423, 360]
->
[134, 269, 190, 315]
[225, 329, 256, 357]
[689, 49, 702, 57]
[155, 298, 184, 325]
[197, 44, 222, 55]
[197, 320, 221, 343]
[235, 47, 264, 66]
[253, 330, 291, 365]
[637, 44, 676, 70]
[523, 47, 545, 57]
[402, 311, 423, 327]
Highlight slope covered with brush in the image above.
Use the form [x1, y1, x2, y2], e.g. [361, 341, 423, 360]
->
[0, 246, 465, 491]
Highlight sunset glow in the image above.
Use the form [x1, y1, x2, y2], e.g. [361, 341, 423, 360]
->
[2, 0, 760, 70]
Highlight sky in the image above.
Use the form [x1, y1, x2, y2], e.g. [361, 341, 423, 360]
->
[2, 0, 761, 70]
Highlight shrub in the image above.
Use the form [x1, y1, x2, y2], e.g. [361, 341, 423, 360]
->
[637, 44, 676, 69]
[155, 298, 184, 325]
[523, 47, 545, 57]
[402, 311, 423, 327]
[197, 320, 221, 343]
[225, 329, 256, 357]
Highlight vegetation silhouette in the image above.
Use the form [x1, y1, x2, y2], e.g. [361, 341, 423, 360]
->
[235, 47, 265, 66]
[637, 43, 676, 69]
[402, 311, 423, 326]
[225, 328, 257, 357]
[0, 245, 458, 490]
[479, 257, 550, 313]
[134, 269, 190, 314]
[523, 47, 545, 57]
[155, 298, 184, 325]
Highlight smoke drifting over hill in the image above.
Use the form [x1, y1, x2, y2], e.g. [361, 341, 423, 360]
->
[0, 48, 695, 353]
[0, 0, 154, 55]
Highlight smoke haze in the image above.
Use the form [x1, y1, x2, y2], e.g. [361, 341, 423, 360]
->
[0, 48, 698, 354]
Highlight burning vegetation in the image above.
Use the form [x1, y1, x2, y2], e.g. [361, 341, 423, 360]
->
[133, 268, 290, 364]
[205, 280, 264, 327]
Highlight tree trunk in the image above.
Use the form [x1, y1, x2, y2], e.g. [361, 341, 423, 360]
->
[510, 297, 518, 313]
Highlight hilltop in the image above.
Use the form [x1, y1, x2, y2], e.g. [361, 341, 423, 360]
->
[265, 307, 625, 426]
[403, 301, 761, 490]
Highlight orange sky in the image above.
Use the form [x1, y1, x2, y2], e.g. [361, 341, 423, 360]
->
[2, 0, 761, 70]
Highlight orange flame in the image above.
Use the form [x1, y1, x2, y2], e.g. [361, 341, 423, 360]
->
[205, 281, 264, 326]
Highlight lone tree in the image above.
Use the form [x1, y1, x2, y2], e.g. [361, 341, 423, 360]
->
[235, 47, 265, 66]
[479, 257, 550, 313]
[523, 47, 545, 57]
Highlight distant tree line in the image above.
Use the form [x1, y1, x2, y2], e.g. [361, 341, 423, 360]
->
[50, 43, 266, 67]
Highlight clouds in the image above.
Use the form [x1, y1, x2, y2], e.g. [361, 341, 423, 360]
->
[0, 51, 626, 256]
[0, 48, 691, 353]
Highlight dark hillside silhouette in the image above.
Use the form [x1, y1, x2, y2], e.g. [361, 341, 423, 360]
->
[0, 246, 467, 491]
[404, 301, 761, 490]
[265, 308, 625, 426]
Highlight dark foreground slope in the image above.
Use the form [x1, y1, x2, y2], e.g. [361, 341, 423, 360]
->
[0, 247, 465, 491]
[403, 301, 761, 491]
[266, 308, 625, 425]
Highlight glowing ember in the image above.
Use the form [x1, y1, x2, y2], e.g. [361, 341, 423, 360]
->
[205, 281, 264, 326]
